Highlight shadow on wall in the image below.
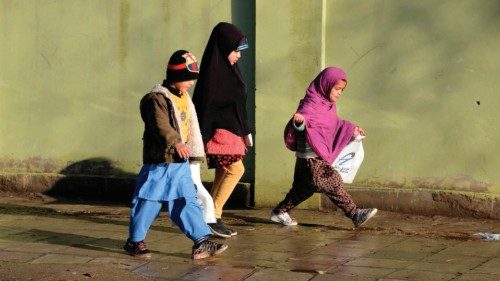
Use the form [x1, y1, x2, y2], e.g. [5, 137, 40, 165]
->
[59, 158, 135, 177]
[47, 158, 136, 203]
[46, 158, 252, 208]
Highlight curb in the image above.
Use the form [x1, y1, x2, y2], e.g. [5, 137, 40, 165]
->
[321, 187, 500, 219]
[0, 173, 253, 208]
[1, 173, 498, 219]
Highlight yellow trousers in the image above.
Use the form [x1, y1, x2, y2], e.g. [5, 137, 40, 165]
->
[211, 160, 245, 218]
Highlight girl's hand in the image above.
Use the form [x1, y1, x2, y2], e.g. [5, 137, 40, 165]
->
[244, 134, 253, 147]
[293, 113, 304, 125]
[354, 126, 366, 137]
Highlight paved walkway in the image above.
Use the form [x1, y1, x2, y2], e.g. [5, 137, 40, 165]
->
[0, 193, 499, 280]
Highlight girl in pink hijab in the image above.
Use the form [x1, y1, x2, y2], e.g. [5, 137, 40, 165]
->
[270, 67, 377, 227]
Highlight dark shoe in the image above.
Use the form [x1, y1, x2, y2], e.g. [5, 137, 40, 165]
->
[218, 219, 237, 236]
[208, 221, 231, 238]
[217, 219, 237, 236]
[123, 239, 151, 259]
[192, 239, 228, 260]
[226, 225, 238, 236]
[352, 208, 378, 227]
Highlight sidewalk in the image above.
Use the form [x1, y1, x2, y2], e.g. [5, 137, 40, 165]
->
[0, 193, 499, 281]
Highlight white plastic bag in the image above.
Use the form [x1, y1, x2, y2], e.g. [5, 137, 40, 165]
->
[473, 232, 500, 241]
[332, 135, 365, 183]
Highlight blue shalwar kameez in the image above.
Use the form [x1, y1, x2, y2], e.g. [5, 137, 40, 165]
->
[128, 161, 211, 243]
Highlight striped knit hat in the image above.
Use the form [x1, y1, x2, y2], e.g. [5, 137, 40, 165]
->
[166, 50, 199, 82]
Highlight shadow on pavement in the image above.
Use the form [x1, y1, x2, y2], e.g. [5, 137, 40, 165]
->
[0, 203, 180, 234]
[0, 227, 190, 259]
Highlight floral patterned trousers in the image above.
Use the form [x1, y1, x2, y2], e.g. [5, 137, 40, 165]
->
[273, 158, 357, 219]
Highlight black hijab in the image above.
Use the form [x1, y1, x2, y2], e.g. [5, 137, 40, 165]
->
[192, 22, 250, 142]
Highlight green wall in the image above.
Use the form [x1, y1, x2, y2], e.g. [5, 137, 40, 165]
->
[0, 0, 233, 176]
[324, 0, 500, 194]
[255, 0, 500, 208]
[255, 0, 325, 208]
[1, 1, 499, 207]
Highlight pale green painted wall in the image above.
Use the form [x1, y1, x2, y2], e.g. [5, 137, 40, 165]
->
[255, 0, 500, 208]
[0, 0, 233, 175]
[255, 0, 325, 208]
[1, 1, 499, 205]
[324, 0, 500, 194]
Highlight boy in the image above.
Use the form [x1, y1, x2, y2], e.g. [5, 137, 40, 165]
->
[124, 50, 227, 260]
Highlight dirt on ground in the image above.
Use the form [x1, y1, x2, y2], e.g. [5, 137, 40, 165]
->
[0, 262, 151, 281]
[1, 192, 499, 280]
[2, 191, 499, 240]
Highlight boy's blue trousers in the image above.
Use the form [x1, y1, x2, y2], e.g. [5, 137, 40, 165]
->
[128, 196, 211, 243]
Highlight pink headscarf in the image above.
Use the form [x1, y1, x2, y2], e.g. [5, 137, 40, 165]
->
[285, 67, 356, 165]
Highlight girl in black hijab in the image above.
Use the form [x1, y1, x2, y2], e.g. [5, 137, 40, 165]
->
[192, 22, 251, 238]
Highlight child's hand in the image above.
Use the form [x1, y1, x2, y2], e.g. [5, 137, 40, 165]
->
[354, 126, 366, 137]
[244, 134, 253, 147]
[293, 113, 304, 125]
[175, 143, 192, 160]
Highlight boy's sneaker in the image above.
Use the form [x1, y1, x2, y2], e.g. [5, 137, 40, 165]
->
[208, 220, 231, 238]
[123, 239, 151, 259]
[192, 239, 228, 260]
[352, 208, 378, 227]
[270, 210, 298, 226]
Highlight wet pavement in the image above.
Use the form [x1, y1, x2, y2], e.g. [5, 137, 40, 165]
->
[0, 193, 499, 281]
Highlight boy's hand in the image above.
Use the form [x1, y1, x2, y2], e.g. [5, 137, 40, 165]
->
[293, 113, 304, 125]
[175, 143, 192, 160]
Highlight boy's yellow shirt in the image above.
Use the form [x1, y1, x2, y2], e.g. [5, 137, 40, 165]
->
[170, 92, 190, 141]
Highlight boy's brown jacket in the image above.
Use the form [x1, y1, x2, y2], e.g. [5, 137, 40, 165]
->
[139, 85, 206, 164]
